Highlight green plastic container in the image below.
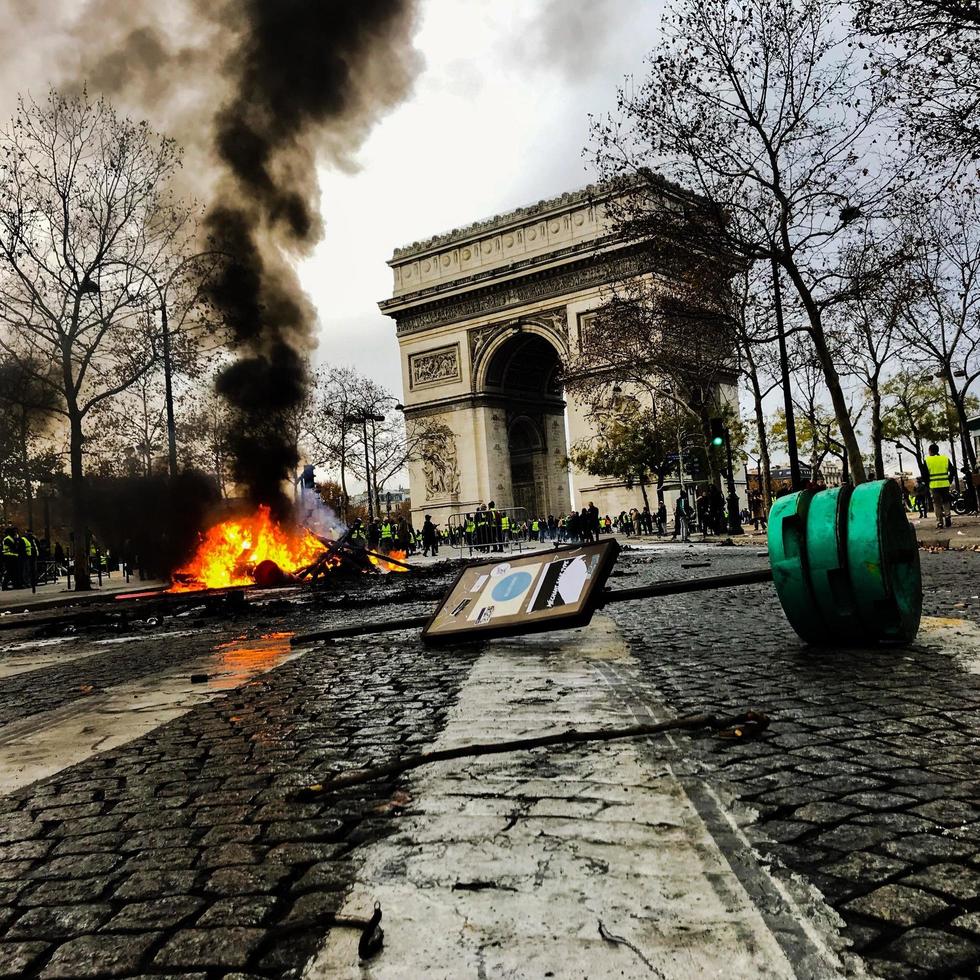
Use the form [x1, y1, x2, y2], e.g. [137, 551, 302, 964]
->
[767, 489, 825, 643]
[805, 485, 866, 642]
[846, 480, 922, 644]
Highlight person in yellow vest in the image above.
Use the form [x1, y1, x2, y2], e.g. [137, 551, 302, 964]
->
[500, 512, 511, 544]
[925, 443, 953, 530]
[22, 531, 35, 588]
[349, 519, 366, 547]
[379, 518, 395, 553]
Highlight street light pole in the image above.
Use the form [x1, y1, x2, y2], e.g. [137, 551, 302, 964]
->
[361, 416, 373, 522]
[160, 299, 178, 481]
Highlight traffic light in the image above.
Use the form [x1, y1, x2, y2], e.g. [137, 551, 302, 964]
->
[710, 418, 726, 447]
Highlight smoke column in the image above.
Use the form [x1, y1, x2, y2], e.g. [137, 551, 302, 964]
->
[0, 0, 421, 511]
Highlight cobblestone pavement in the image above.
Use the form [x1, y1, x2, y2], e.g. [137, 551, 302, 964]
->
[0, 575, 469, 979]
[609, 545, 980, 980]
[0, 549, 979, 978]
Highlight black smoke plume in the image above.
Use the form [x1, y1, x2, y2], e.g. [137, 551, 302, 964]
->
[0, 0, 421, 512]
[205, 0, 420, 512]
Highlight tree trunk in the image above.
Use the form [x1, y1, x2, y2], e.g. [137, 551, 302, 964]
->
[638, 474, 651, 513]
[339, 440, 349, 524]
[871, 387, 885, 480]
[69, 412, 91, 590]
[746, 365, 773, 509]
[947, 371, 977, 471]
[781, 260, 867, 483]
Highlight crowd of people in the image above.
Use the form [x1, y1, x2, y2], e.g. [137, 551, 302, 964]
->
[0, 527, 111, 591]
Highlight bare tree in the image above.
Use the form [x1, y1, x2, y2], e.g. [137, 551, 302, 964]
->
[0, 90, 188, 588]
[0, 354, 61, 526]
[891, 192, 980, 473]
[732, 270, 783, 508]
[834, 230, 903, 478]
[856, 0, 980, 164]
[564, 250, 739, 489]
[590, 0, 919, 482]
[181, 379, 235, 499]
[304, 366, 368, 522]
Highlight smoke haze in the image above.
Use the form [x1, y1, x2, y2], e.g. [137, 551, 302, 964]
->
[0, 0, 421, 510]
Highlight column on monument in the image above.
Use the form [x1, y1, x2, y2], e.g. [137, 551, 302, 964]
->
[536, 409, 569, 517]
[485, 407, 514, 509]
[466, 402, 512, 507]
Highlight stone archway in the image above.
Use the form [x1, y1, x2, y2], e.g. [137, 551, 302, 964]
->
[481, 331, 568, 518]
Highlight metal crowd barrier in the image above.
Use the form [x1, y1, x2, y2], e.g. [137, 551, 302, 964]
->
[446, 507, 531, 556]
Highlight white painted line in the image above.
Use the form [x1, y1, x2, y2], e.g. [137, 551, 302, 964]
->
[304, 617, 818, 979]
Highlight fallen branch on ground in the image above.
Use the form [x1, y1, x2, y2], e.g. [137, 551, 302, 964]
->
[598, 919, 660, 975]
[291, 710, 769, 800]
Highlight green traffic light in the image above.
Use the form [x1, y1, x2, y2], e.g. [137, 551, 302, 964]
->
[711, 436, 724, 446]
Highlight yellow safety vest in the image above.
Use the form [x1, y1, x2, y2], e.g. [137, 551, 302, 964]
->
[380, 522, 393, 539]
[501, 516, 510, 530]
[926, 454, 951, 489]
[465, 520, 475, 533]
[2, 535, 15, 557]
[531, 520, 539, 532]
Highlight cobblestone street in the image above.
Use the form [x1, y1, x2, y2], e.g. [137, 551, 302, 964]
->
[0, 546, 978, 978]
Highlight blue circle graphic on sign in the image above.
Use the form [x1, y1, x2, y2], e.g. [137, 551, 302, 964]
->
[491, 571, 533, 602]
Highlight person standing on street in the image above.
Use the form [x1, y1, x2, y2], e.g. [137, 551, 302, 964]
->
[2, 527, 20, 590]
[421, 515, 439, 557]
[925, 443, 953, 530]
[673, 491, 691, 542]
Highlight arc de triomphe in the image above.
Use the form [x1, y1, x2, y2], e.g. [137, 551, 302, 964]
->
[380, 183, 680, 525]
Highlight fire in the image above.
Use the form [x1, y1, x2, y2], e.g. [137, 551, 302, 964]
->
[171, 506, 324, 592]
[369, 549, 408, 573]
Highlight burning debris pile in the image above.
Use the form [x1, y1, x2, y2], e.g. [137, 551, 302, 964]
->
[171, 506, 407, 592]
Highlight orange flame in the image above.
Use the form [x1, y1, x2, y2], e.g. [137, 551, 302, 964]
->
[369, 549, 408, 573]
[171, 506, 324, 592]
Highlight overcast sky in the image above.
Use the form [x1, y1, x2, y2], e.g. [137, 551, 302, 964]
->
[300, 0, 665, 395]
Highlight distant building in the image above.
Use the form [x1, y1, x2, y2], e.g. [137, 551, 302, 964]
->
[350, 487, 411, 511]
[747, 463, 842, 492]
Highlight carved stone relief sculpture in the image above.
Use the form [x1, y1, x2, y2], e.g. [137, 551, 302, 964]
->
[410, 345, 460, 388]
[422, 427, 461, 498]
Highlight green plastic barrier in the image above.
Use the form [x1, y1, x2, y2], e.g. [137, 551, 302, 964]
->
[846, 479, 922, 643]
[804, 485, 866, 642]
[767, 489, 825, 644]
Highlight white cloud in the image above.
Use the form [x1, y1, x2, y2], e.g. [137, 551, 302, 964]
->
[301, 0, 664, 396]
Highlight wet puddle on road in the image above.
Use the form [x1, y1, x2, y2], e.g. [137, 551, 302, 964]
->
[209, 631, 295, 689]
[0, 629, 299, 793]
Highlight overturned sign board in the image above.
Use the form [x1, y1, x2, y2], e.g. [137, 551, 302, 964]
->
[422, 540, 620, 645]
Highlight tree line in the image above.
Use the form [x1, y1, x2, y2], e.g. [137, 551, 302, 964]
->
[567, 0, 980, 505]
[0, 90, 442, 588]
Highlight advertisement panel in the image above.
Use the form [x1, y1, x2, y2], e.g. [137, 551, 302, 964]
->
[421, 540, 620, 645]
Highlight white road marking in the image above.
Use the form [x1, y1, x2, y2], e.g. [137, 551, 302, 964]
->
[305, 616, 839, 979]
